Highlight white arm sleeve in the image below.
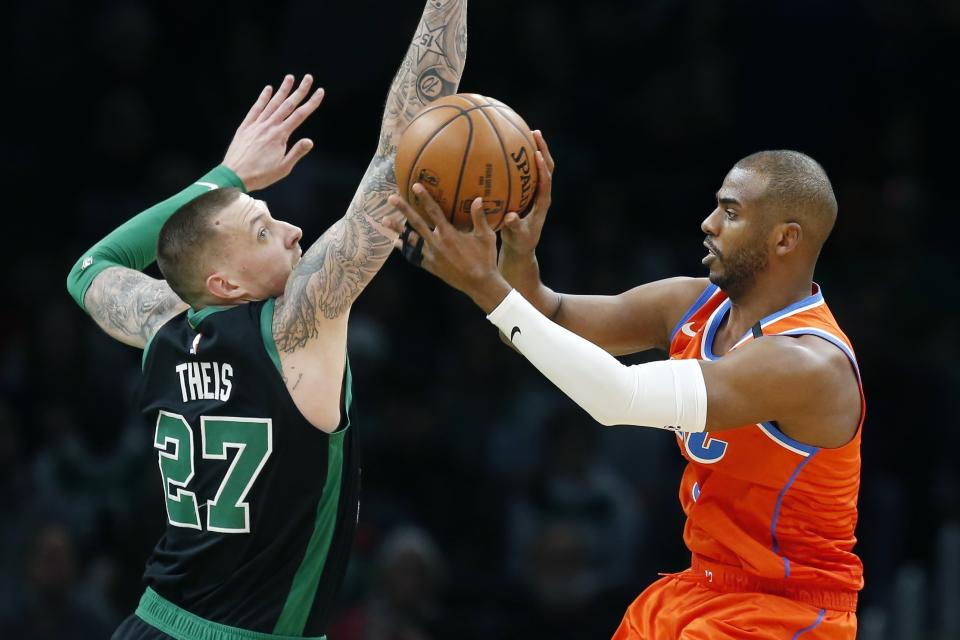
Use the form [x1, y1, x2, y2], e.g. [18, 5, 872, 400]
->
[487, 289, 707, 432]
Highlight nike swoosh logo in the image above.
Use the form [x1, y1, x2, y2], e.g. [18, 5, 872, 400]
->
[681, 322, 697, 337]
[510, 326, 521, 341]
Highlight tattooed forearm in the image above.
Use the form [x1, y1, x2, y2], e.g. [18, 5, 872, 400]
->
[273, 164, 396, 352]
[381, 0, 468, 147]
[85, 267, 187, 347]
[272, 0, 468, 354]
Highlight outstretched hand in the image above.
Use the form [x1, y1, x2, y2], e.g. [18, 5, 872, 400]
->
[223, 74, 325, 192]
[499, 130, 555, 257]
[386, 185, 512, 314]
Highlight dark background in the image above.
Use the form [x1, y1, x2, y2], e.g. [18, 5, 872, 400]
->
[1, 1, 957, 638]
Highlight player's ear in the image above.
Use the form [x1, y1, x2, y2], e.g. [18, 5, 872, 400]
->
[774, 222, 802, 256]
[206, 272, 248, 301]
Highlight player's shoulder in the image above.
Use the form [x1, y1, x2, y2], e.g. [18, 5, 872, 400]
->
[743, 332, 852, 382]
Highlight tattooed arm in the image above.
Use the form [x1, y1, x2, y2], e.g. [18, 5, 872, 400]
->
[71, 75, 323, 348]
[83, 268, 188, 348]
[273, 0, 468, 351]
[270, 0, 467, 430]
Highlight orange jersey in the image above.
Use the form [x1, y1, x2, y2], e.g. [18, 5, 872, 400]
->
[667, 282, 864, 612]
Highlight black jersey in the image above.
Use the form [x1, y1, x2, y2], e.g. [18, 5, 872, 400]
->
[138, 299, 359, 636]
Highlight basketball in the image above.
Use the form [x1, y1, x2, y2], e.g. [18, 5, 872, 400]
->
[394, 94, 539, 231]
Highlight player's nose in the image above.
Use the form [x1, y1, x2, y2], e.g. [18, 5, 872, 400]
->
[284, 223, 303, 248]
[701, 208, 720, 236]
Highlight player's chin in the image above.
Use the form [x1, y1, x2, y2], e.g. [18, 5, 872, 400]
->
[271, 271, 293, 297]
[707, 266, 724, 287]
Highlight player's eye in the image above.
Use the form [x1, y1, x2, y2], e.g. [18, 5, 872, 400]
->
[725, 209, 736, 220]
[258, 228, 267, 240]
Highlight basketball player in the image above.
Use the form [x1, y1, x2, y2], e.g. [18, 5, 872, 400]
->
[65, 1, 470, 637]
[387, 133, 864, 638]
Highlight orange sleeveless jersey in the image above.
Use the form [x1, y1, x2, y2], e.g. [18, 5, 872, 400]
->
[667, 282, 864, 612]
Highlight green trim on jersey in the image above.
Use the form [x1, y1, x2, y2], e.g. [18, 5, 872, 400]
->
[273, 364, 354, 636]
[136, 587, 326, 640]
[259, 300, 355, 412]
[272, 431, 345, 636]
[188, 305, 232, 330]
[260, 298, 283, 374]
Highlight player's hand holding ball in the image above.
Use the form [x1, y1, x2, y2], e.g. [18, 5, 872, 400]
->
[499, 130, 555, 258]
[387, 94, 553, 311]
[387, 186, 512, 314]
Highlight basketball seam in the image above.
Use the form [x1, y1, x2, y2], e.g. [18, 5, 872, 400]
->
[448, 113, 474, 226]
[404, 107, 468, 206]
[490, 105, 537, 150]
[459, 95, 511, 226]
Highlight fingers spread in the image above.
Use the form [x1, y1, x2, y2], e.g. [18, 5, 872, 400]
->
[281, 138, 314, 173]
[241, 85, 273, 129]
[270, 74, 314, 125]
[259, 74, 296, 122]
[284, 87, 325, 132]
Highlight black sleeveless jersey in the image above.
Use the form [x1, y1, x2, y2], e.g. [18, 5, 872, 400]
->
[138, 299, 359, 636]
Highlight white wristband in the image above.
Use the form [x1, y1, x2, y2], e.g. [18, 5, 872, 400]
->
[487, 289, 707, 432]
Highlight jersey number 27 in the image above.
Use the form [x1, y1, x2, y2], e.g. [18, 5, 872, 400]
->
[154, 410, 273, 534]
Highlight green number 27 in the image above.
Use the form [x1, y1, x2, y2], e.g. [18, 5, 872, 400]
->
[153, 411, 273, 534]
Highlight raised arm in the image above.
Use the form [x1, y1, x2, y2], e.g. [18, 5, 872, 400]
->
[273, 0, 469, 350]
[385, 190, 860, 447]
[70, 76, 324, 348]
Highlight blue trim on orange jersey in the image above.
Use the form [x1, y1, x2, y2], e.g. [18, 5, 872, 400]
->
[777, 327, 861, 383]
[756, 286, 823, 329]
[772, 450, 818, 570]
[760, 421, 818, 457]
[783, 556, 791, 578]
[704, 286, 825, 359]
[669, 283, 718, 344]
[792, 608, 826, 638]
[692, 482, 701, 502]
[702, 298, 732, 360]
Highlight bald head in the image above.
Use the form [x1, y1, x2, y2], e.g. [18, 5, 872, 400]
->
[734, 150, 837, 252]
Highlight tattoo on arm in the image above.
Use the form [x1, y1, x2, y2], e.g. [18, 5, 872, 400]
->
[273, 0, 468, 354]
[84, 267, 188, 348]
[381, 0, 468, 155]
[273, 159, 396, 353]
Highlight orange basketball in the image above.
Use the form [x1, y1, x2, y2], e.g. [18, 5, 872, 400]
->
[395, 94, 538, 231]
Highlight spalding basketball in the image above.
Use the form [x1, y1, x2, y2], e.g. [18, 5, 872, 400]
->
[395, 94, 538, 230]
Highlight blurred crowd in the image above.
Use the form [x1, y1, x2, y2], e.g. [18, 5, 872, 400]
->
[1, 1, 957, 638]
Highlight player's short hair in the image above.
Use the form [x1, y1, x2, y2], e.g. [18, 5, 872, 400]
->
[157, 187, 242, 305]
[734, 150, 838, 247]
